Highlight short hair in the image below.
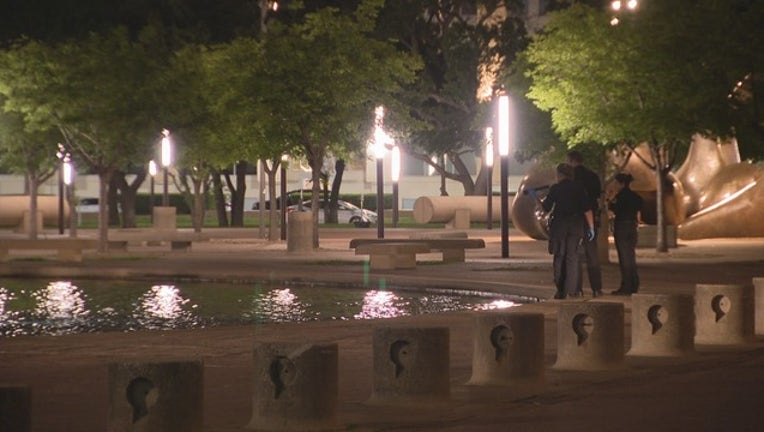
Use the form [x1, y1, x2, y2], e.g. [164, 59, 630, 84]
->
[556, 163, 574, 179]
[566, 150, 584, 164]
[615, 173, 634, 185]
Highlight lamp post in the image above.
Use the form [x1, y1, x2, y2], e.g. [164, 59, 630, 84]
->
[498, 94, 512, 258]
[373, 106, 388, 239]
[391, 145, 400, 228]
[161, 129, 172, 207]
[280, 154, 288, 241]
[55, 143, 69, 235]
[148, 160, 157, 222]
[63, 156, 76, 237]
[485, 127, 494, 230]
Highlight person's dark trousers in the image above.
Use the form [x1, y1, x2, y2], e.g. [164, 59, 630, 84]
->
[614, 220, 639, 293]
[550, 217, 583, 297]
[576, 229, 603, 295]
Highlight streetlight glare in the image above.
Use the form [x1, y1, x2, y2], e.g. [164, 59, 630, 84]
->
[63, 159, 73, 186]
[498, 95, 511, 157]
[610, 17, 620, 26]
[391, 145, 401, 183]
[627, 0, 638, 10]
[612, 1, 622, 11]
[161, 129, 172, 167]
[148, 160, 157, 177]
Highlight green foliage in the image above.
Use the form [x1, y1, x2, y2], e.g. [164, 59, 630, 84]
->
[524, 1, 764, 151]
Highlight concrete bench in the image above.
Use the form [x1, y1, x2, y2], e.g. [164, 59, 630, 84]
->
[354, 242, 431, 270]
[0, 238, 100, 262]
[350, 238, 485, 263]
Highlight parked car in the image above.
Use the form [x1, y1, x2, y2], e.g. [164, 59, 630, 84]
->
[76, 197, 100, 213]
[287, 199, 377, 227]
[251, 190, 305, 210]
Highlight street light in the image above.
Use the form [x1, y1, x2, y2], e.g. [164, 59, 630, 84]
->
[498, 94, 512, 258]
[485, 127, 494, 230]
[161, 129, 172, 207]
[56, 143, 70, 235]
[63, 156, 76, 237]
[391, 145, 401, 228]
[373, 106, 388, 239]
[148, 160, 157, 222]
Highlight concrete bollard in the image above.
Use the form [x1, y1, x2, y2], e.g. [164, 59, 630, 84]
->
[468, 311, 545, 385]
[370, 327, 450, 403]
[287, 212, 313, 253]
[247, 342, 338, 431]
[446, 208, 471, 230]
[0, 385, 31, 432]
[107, 360, 203, 432]
[553, 302, 625, 371]
[754, 278, 764, 337]
[627, 294, 695, 357]
[151, 207, 177, 231]
[695, 284, 754, 346]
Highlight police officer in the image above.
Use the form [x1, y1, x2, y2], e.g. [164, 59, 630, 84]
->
[608, 173, 643, 295]
[567, 150, 603, 297]
[535, 163, 594, 299]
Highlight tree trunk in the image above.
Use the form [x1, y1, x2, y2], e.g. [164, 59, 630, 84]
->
[27, 172, 39, 240]
[97, 169, 114, 253]
[328, 159, 345, 223]
[265, 161, 280, 241]
[114, 169, 147, 228]
[107, 174, 121, 227]
[192, 176, 205, 233]
[210, 169, 229, 227]
[228, 160, 247, 227]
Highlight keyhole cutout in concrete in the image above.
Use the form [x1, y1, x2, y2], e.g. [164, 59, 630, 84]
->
[390, 340, 411, 378]
[647, 304, 669, 335]
[126, 377, 157, 423]
[269, 356, 296, 399]
[490, 324, 513, 361]
[711, 295, 731, 322]
[572, 314, 594, 346]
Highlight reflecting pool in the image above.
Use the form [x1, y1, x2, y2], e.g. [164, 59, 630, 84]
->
[0, 279, 518, 337]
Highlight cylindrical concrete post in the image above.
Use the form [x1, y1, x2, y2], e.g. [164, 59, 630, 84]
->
[107, 360, 204, 432]
[553, 302, 625, 371]
[370, 327, 450, 403]
[468, 311, 545, 385]
[287, 212, 313, 253]
[627, 294, 695, 357]
[247, 342, 338, 431]
[0, 385, 31, 432]
[152, 207, 177, 231]
[754, 277, 764, 337]
[695, 284, 754, 346]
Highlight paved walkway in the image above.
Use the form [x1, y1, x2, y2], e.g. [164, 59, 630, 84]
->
[1, 227, 763, 431]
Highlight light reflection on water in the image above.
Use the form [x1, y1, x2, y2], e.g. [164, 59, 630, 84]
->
[0, 279, 518, 337]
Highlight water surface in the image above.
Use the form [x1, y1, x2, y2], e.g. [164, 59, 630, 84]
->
[0, 279, 517, 337]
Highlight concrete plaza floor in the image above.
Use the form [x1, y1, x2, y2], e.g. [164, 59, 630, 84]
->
[1, 227, 763, 431]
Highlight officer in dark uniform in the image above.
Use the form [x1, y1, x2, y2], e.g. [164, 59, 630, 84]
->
[608, 173, 643, 295]
[536, 163, 594, 299]
[567, 150, 603, 297]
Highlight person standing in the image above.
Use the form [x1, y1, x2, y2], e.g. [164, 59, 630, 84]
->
[534, 163, 594, 300]
[608, 173, 643, 295]
[566, 150, 603, 297]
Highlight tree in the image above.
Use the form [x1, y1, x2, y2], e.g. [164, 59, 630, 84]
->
[376, 0, 529, 196]
[254, 0, 421, 247]
[0, 108, 60, 239]
[0, 29, 164, 250]
[523, 1, 764, 251]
